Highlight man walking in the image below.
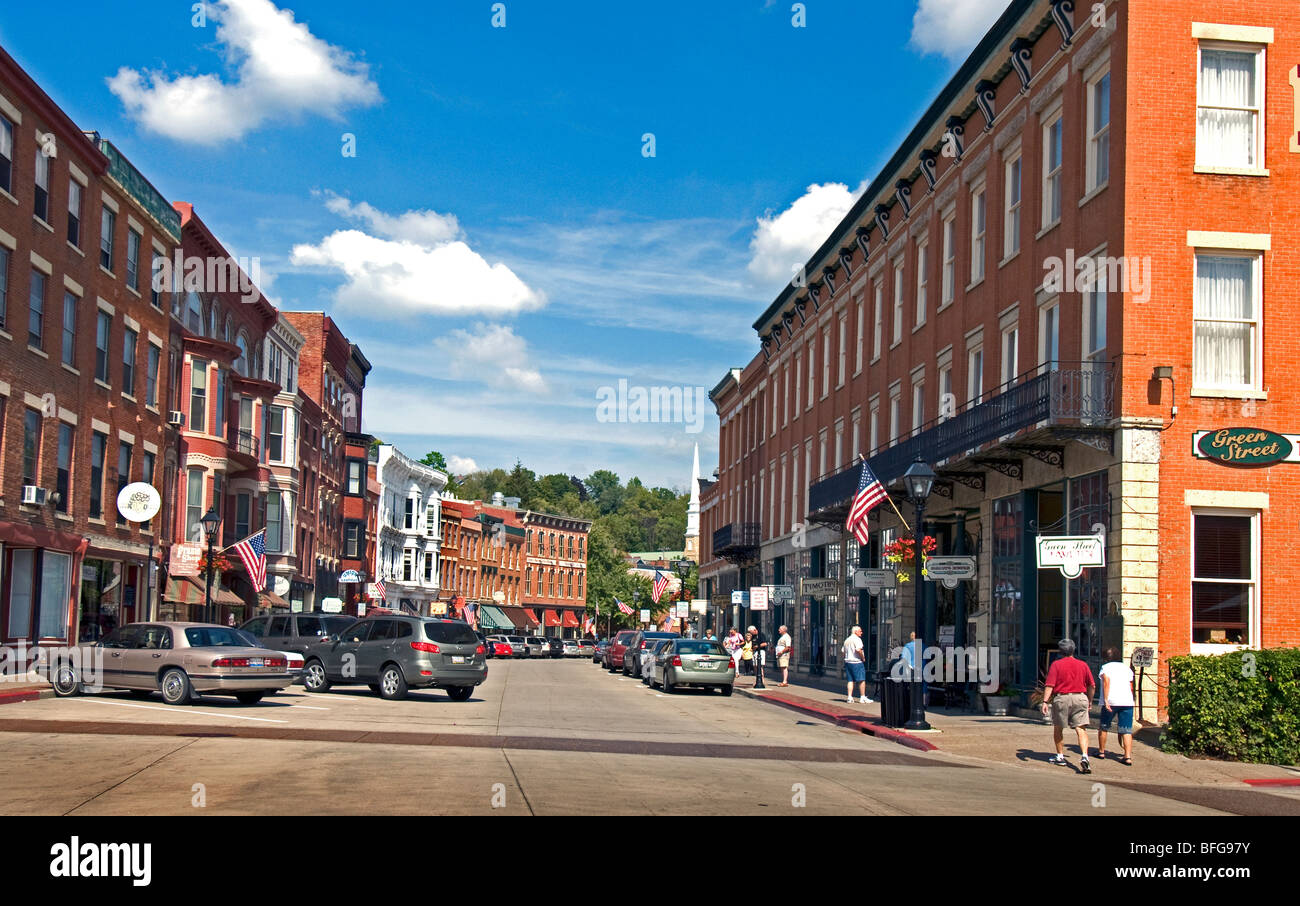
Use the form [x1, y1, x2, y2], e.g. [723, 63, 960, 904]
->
[843, 625, 871, 704]
[747, 625, 768, 686]
[1040, 638, 1096, 773]
[1098, 647, 1136, 766]
[775, 625, 792, 686]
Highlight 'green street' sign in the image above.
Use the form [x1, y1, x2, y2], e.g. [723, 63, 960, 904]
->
[1195, 428, 1294, 466]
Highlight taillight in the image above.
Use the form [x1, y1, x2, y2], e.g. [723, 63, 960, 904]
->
[212, 657, 248, 667]
[475, 645, 485, 655]
[640, 641, 648, 649]
[411, 641, 440, 654]
[671, 656, 683, 667]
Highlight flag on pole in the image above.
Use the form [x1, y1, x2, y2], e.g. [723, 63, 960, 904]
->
[615, 598, 634, 615]
[229, 529, 268, 592]
[846, 460, 889, 545]
[374, 579, 387, 600]
[652, 571, 670, 605]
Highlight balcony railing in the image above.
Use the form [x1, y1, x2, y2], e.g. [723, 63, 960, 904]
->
[712, 522, 761, 563]
[229, 428, 260, 459]
[809, 363, 1114, 514]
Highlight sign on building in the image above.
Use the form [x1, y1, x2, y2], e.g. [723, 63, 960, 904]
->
[853, 569, 897, 594]
[640, 608, 651, 624]
[768, 584, 795, 605]
[924, 555, 977, 589]
[1036, 536, 1105, 579]
[1193, 428, 1298, 466]
[169, 543, 203, 578]
[800, 578, 839, 597]
[749, 586, 769, 611]
[731, 590, 749, 606]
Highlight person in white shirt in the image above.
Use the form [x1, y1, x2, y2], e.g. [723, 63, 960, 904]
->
[775, 625, 793, 686]
[1097, 647, 1136, 765]
[842, 625, 871, 704]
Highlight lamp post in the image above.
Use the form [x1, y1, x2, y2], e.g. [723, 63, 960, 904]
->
[902, 457, 934, 731]
[633, 589, 641, 629]
[201, 507, 222, 624]
[674, 559, 694, 637]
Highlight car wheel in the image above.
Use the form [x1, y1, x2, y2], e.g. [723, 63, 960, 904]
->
[236, 692, 264, 705]
[51, 660, 81, 697]
[721, 684, 734, 697]
[663, 671, 675, 695]
[303, 660, 331, 693]
[446, 685, 473, 702]
[378, 664, 408, 701]
[160, 668, 192, 706]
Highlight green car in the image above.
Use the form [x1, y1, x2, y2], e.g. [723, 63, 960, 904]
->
[659, 639, 736, 696]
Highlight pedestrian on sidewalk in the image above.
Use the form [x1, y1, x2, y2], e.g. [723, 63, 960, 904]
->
[842, 626, 872, 704]
[1097, 647, 1135, 766]
[747, 625, 768, 685]
[724, 627, 744, 674]
[1040, 638, 1096, 773]
[775, 625, 792, 686]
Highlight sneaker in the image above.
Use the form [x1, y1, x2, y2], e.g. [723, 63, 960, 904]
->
[846, 698, 857, 704]
[1048, 754, 1068, 766]
[860, 696, 873, 703]
[1081, 757, 1092, 774]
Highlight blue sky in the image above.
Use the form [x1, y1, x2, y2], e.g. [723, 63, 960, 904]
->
[0, 0, 1009, 489]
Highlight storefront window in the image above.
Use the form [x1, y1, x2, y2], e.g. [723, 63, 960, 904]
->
[992, 495, 1023, 688]
[7, 549, 34, 638]
[39, 552, 71, 639]
[1068, 471, 1110, 661]
[79, 559, 123, 643]
[1192, 512, 1255, 645]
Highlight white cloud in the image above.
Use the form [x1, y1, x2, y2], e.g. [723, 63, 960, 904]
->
[108, 0, 380, 143]
[910, 0, 1010, 60]
[447, 455, 478, 474]
[290, 198, 545, 318]
[432, 323, 548, 394]
[746, 182, 863, 289]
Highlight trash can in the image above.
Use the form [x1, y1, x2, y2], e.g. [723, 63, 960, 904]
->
[879, 658, 909, 728]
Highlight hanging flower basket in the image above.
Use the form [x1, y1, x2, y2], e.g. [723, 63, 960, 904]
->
[197, 552, 235, 575]
[882, 536, 937, 583]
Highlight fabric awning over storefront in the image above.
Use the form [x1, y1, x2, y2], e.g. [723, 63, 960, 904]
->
[480, 605, 513, 630]
[163, 576, 241, 607]
[258, 591, 290, 610]
[500, 606, 539, 630]
[562, 611, 581, 628]
[543, 609, 561, 627]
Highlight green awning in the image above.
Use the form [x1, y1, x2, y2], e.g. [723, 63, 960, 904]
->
[480, 605, 513, 630]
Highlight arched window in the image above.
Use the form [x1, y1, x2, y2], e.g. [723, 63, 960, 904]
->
[186, 292, 202, 334]
[209, 301, 219, 338]
[224, 314, 233, 343]
[235, 334, 248, 376]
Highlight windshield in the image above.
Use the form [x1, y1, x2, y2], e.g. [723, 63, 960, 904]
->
[185, 627, 255, 648]
[677, 641, 726, 656]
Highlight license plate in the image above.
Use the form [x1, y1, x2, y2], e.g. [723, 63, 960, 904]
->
[248, 658, 264, 667]
[451, 656, 467, 664]
[696, 661, 715, 669]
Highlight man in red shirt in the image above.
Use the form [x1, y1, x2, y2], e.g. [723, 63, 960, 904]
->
[1040, 638, 1096, 773]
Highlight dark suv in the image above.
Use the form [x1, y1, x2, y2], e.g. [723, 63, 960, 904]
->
[302, 616, 487, 701]
[623, 631, 680, 677]
[240, 613, 357, 656]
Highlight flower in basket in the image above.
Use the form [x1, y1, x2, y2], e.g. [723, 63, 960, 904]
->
[197, 552, 235, 575]
[881, 535, 938, 583]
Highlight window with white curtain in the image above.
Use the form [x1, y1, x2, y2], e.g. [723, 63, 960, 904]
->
[1086, 69, 1111, 190]
[1197, 45, 1264, 170]
[872, 284, 884, 359]
[941, 210, 956, 307]
[1193, 252, 1260, 390]
[1004, 150, 1022, 258]
[1040, 301, 1061, 372]
[970, 182, 987, 284]
[8, 550, 35, 638]
[967, 346, 984, 405]
[891, 259, 904, 345]
[915, 238, 928, 326]
[1001, 325, 1020, 386]
[1042, 110, 1064, 227]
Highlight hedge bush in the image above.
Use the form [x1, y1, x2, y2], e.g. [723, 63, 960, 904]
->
[1161, 647, 1300, 764]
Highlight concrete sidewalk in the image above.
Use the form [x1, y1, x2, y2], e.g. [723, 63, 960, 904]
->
[735, 670, 1300, 788]
[0, 682, 53, 705]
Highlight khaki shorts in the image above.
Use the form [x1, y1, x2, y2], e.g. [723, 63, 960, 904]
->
[778, 655, 790, 668]
[1051, 693, 1091, 729]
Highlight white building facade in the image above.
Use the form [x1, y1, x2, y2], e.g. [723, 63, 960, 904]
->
[374, 445, 447, 615]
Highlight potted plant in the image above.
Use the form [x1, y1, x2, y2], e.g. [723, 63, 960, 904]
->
[982, 683, 1015, 715]
[882, 535, 938, 583]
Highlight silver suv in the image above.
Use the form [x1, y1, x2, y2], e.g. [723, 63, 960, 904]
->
[302, 617, 487, 701]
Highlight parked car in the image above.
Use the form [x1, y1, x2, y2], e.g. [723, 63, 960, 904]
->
[485, 636, 514, 657]
[603, 630, 638, 671]
[240, 613, 358, 656]
[562, 639, 581, 657]
[524, 636, 548, 658]
[302, 616, 488, 701]
[237, 630, 305, 684]
[641, 639, 676, 687]
[658, 639, 736, 695]
[545, 638, 564, 658]
[593, 639, 610, 664]
[50, 622, 294, 705]
[624, 631, 680, 677]
[577, 638, 596, 659]
[506, 635, 530, 658]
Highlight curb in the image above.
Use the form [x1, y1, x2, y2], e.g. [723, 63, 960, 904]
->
[0, 686, 54, 706]
[737, 686, 938, 752]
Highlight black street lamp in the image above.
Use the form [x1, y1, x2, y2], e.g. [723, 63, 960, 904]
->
[902, 457, 935, 731]
[632, 589, 641, 628]
[201, 506, 222, 624]
[674, 559, 694, 637]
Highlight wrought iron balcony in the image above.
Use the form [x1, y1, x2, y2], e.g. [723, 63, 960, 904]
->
[809, 363, 1114, 515]
[229, 428, 260, 459]
[712, 521, 761, 565]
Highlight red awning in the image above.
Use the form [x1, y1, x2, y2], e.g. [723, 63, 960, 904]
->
[544, 610, 561, 627]
[163, 576, 241, 607]
[561, 611, 580, 628]
[499, 606, 539, 629]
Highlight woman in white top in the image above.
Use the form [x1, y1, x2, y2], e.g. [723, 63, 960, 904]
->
[1098, 647, 1136, 765]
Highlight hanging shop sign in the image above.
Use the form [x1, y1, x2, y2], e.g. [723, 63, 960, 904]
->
[800, 578, 840, 597]
[339, 569, 364, 584]
[691, 598, 709, 614]
[711, 594, 732, 607]
[731, 590, 749, 606]
[924, 556, 977, 589]
[853, 569, 897, 594]
[1036, 536, 1105, 579]
[1194, 428, 1297, 466]
[116, 482, 161, 523]
[768, 584, 795, 605]
[169, 543, 203, 578]
[639, 608, 651, 624]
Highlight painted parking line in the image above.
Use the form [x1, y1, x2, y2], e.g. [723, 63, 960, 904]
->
[80, 698, 290, 724]
[286, 705, 330, 711]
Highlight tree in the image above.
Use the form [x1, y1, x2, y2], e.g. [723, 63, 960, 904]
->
[420, 451, 449, 470]
[503, 460, 537, 504]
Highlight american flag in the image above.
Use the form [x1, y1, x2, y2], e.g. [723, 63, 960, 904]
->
[652, 571, 670, 605]
[846, 460, 889, 545]
[615, 598, 634, 615]
[230, 529, 267, 592]
[374, 579, 387, 600]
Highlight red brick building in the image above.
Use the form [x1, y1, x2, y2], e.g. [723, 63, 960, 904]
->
[161, 203, 280, 623]
[699, 0, 1300, 717]
[440, 498, 530, 631]
[0, 46, 179, 645]
[519, 510, 590, 637]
